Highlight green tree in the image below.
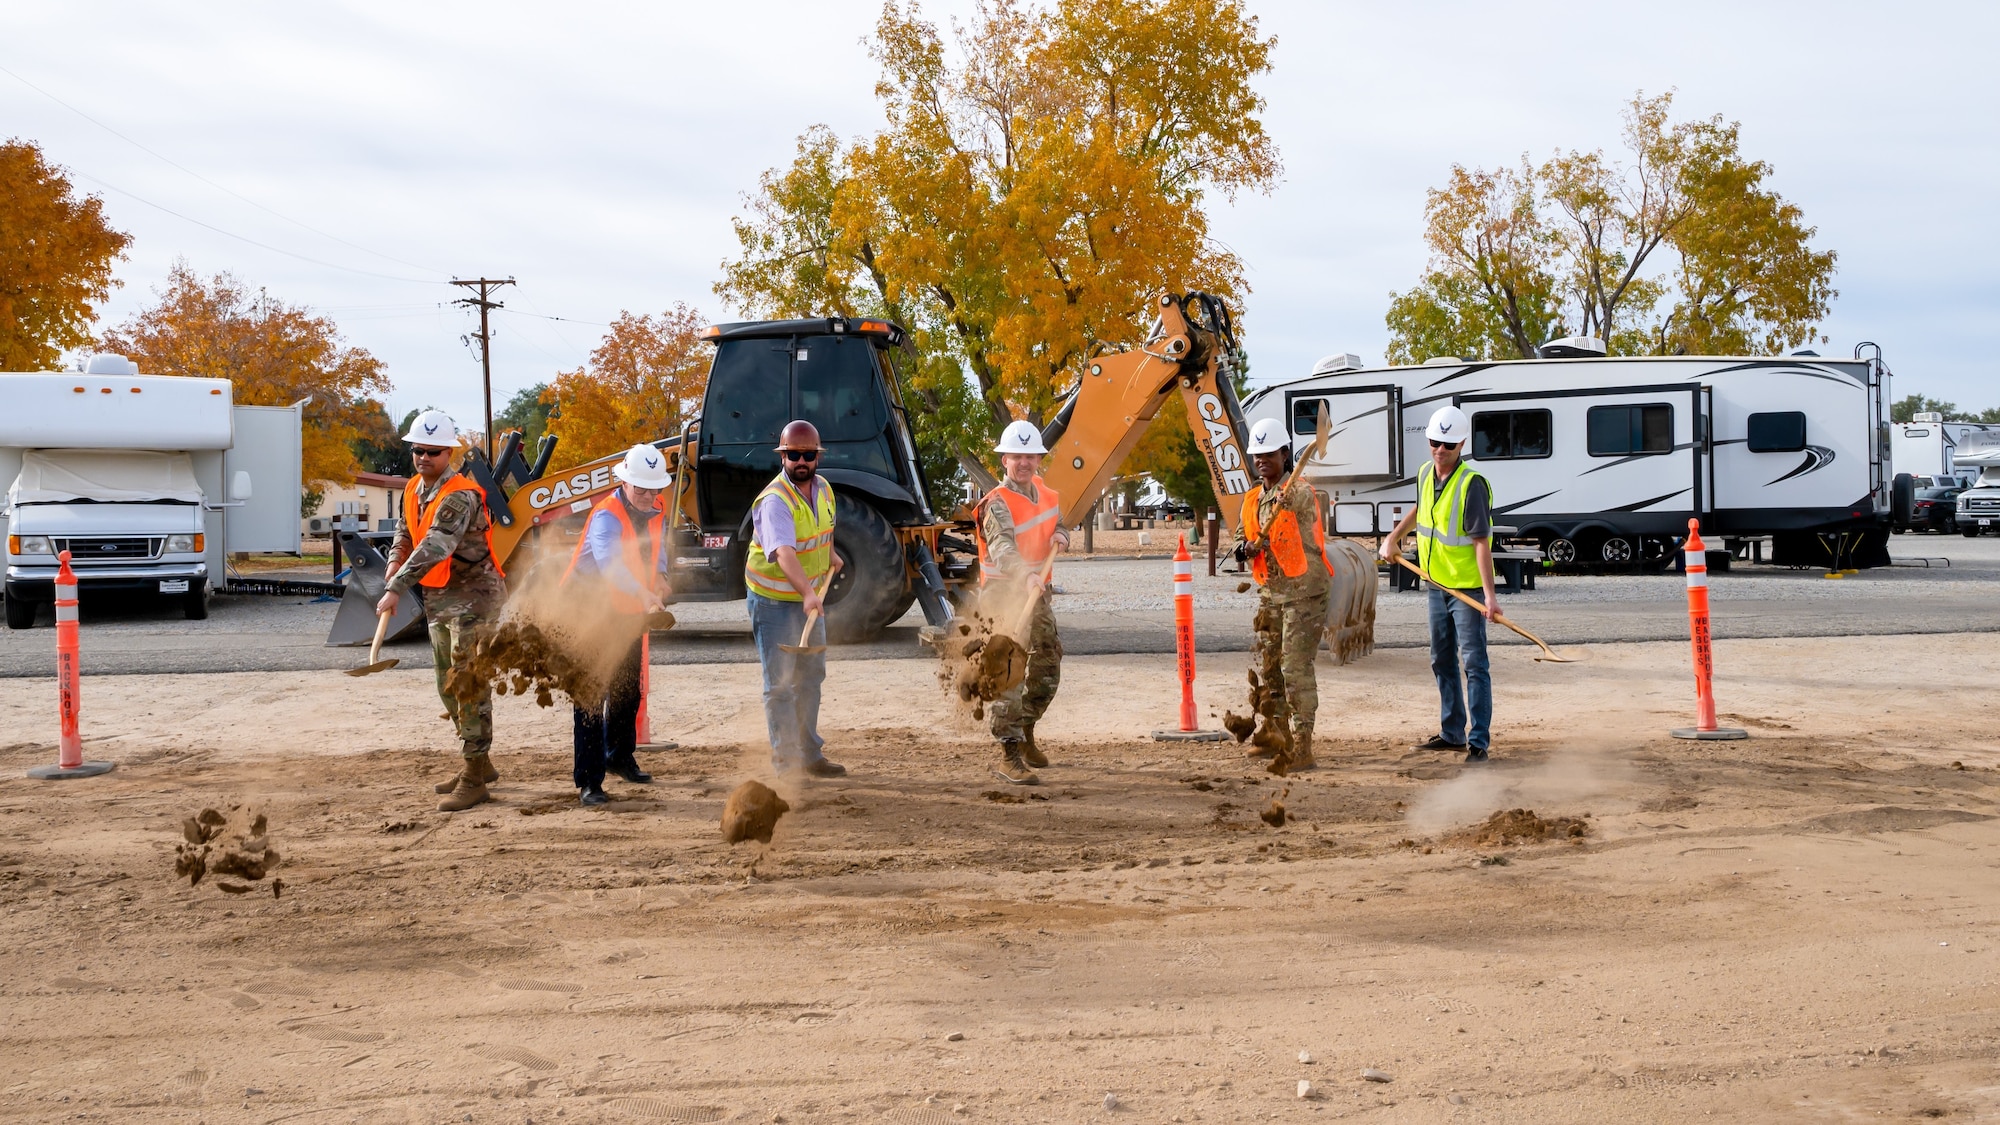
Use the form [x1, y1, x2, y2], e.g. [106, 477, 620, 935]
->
[0, 139, 132, 370]
[1890, 394, 2000, 424]
[718, 0, 1279, 491]
[1387, 92, 1836, 362]
[348, 401, 407, 475]
[495, 382, 552, 451]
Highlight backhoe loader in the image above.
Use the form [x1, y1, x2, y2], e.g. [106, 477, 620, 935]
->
[329, 292, 1265, 648]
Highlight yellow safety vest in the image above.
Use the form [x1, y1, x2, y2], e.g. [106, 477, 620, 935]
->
[1416, 461, 1490, 590]
[743, 474, 837, 601]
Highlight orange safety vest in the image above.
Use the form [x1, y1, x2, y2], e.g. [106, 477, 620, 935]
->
[561, 490, 666, 614]
[401, 473, 503, 588]
[1241, 482, 1334, 588]
[975, 476, 1061, 584]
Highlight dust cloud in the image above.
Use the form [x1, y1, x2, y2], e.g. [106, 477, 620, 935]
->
[1405, 747, 1629, 839]
[445, 559, 668, 710]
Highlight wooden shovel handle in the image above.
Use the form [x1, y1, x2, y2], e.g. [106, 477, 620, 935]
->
[1390, 553, 1569, 660]
[795, 567, 835, 646]
[367, 609, 392, 664]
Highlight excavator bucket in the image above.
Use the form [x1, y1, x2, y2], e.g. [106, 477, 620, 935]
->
[325, 532, 427, 647]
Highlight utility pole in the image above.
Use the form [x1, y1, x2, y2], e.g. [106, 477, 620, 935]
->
[451, 276, 515, 460]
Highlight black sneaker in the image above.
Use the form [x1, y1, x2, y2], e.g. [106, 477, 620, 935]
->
[580, 787, 610, 806]
[608, 758, 652, 784]
[805, 758, 848, 778]
[1413, 735, 1467, 751]
[1463, 747, 1490, 764]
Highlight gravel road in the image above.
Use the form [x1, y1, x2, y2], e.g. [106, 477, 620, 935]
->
[2, 532, 1993, 676]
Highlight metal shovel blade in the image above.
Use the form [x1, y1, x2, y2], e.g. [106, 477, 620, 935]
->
[344, 657, 400, 677]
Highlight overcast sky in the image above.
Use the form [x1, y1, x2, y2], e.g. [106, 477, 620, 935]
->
[8, 1, 1998, 429]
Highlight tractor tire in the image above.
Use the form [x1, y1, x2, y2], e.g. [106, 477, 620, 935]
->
[823, 492, 908, 644]
[5, 596, 37, 630]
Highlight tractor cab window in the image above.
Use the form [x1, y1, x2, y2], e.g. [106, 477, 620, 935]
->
[798, 335, 888, 443]
[704, 340, 792, 448]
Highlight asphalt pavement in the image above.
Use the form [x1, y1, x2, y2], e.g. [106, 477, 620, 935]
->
[1, 532, 1993, 677]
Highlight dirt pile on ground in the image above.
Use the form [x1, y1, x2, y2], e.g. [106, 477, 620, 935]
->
[173, 805, 280, 894]
[446, 619, 614, 709]
[1260, 784, 1292, 827]
[721, 780, 790, 844]
[1454, 808, 1588, 847]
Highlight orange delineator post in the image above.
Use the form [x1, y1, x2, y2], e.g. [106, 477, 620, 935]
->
[1151, 535, 1225, 742]
[634, 631, 676, 752]
[1672, 520, 1746, 741]
[30, 551, 114, 779]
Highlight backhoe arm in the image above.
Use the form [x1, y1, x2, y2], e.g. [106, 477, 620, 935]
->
[1039, 292, 1255, 535]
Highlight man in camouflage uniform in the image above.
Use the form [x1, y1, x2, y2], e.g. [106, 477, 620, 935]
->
[1233, 418, 1331, 770]
[979, 420, 1070, 785]
[376, 410, 509, 812]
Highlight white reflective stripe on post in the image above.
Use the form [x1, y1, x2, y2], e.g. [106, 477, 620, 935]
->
[55, 602, 79, 622]
[1684, 569, 1707, 588]
[1173, 561, 1192, 577]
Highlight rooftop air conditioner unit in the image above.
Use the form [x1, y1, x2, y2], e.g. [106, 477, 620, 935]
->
[1538, 336, 1607, 359]
[1912, 411, 1944, 423]
[1311, 353, 1363, 375]
[1422, 355, 1464, 365]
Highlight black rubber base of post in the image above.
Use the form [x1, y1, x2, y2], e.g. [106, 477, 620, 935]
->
[28, 761, 116, 779]
[1670, 727, 1748, 741]
[1151, 730, 1229, 742]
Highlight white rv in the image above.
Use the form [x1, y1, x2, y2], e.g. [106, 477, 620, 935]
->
[1241, 341, 1891, 568]
[1, 357, 302, 628]
[1891, 413, 1998, 489]
[1952, 430, 2000, 537]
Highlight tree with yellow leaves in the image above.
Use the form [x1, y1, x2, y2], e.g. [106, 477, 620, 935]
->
[1387, 91, 1836, 362]
[0, 139, 132, 371]
[718, 0, 1279, 490]
[101, 262, 389, 490]
[539, 304, 707, 472]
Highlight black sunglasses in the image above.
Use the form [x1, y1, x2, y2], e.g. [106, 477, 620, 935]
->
[412, 447, 451, 458]
[1428, 439, 1457, 449]
[783, 449, 820, 462]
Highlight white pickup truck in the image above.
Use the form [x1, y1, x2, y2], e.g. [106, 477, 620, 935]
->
[1, 357, 301, 628]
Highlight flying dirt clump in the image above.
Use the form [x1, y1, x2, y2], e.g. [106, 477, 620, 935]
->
[1454, 808, 1588, 847]
[1228, 663, 1294, 775]
[1260, 784, 1292, 827]
[446, 619, 610, 709]
[932, 604, 1025, 720]
[721, 780, 790, 844]
[173, 805, 279, 891]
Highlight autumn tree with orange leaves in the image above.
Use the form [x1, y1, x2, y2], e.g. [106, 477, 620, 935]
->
[539, 304, 708, 472]
[718, 0, 1278, 504]
[0, 139, 132, 371]
[102, 262, 390, 489]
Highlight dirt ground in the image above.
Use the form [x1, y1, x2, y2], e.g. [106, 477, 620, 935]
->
[3, 634, 1999, 1123]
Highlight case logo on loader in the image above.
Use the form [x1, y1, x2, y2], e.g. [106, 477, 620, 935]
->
[1195, 393, 1251, 496]
[527, 465, 616, 511]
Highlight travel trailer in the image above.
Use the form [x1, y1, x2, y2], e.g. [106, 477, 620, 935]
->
[1891, 413, 1998, 489]
[1240, 341, 1892, 568]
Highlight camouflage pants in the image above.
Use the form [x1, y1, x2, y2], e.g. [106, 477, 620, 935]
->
[989, 595, 1061, 743]
[1254, 592, 1326, 739]
[429, 610, 492, 756]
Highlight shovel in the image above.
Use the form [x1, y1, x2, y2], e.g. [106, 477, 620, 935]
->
[345, 610, 400, 676]
[779, 568, 836, 655]
[1391, 554, 1577, 663]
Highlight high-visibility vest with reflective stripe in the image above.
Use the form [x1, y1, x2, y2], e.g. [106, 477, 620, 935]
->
[402, 472, 502, 589]
[743, 475, 837, 601]
[1240, 483, 1334, 588]
[1416, 461, 1491, 590]
[560, 491, 664, 614]
[975, 476, 1060, 584]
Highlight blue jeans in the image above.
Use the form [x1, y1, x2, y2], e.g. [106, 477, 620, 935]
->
[747, 591, 827, 771]
[1428, 587, 1491, 751]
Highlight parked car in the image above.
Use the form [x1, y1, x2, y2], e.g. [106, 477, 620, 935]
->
[1911, 487, 1961, 533]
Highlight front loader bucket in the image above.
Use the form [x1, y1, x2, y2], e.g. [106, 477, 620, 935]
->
[325, 532, 428, 647]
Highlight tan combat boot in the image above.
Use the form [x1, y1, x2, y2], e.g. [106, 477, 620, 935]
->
[435, 745, 500, 793]
[1289, 723, 1316, 771]
[438, 752, 493, 812]
[995, 741, 1040, 786]
[1020, 723, 1049, 768]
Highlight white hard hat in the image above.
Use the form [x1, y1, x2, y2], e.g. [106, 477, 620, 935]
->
[402, 409, 459, 446]
[994, 420, 1048, 455]
[1245, 417, 1290, 455]
[1426, 405, 1471, 444]
[613, 443, 674, 489]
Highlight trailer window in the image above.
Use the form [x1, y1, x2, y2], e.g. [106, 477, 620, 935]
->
[1587, 404, 1674, 456]
[1470, 409, 1551, 460]
[1291, 397, 1326, 435]
[1747, 411, 1807, 453]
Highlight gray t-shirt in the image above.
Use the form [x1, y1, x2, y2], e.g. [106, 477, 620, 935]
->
[751, 475, 829, 557]
[1431, 466, 1492, 539]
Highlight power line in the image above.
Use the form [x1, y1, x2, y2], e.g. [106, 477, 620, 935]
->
[0, 61, 447, 276]
[65, 167, 446, 285]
